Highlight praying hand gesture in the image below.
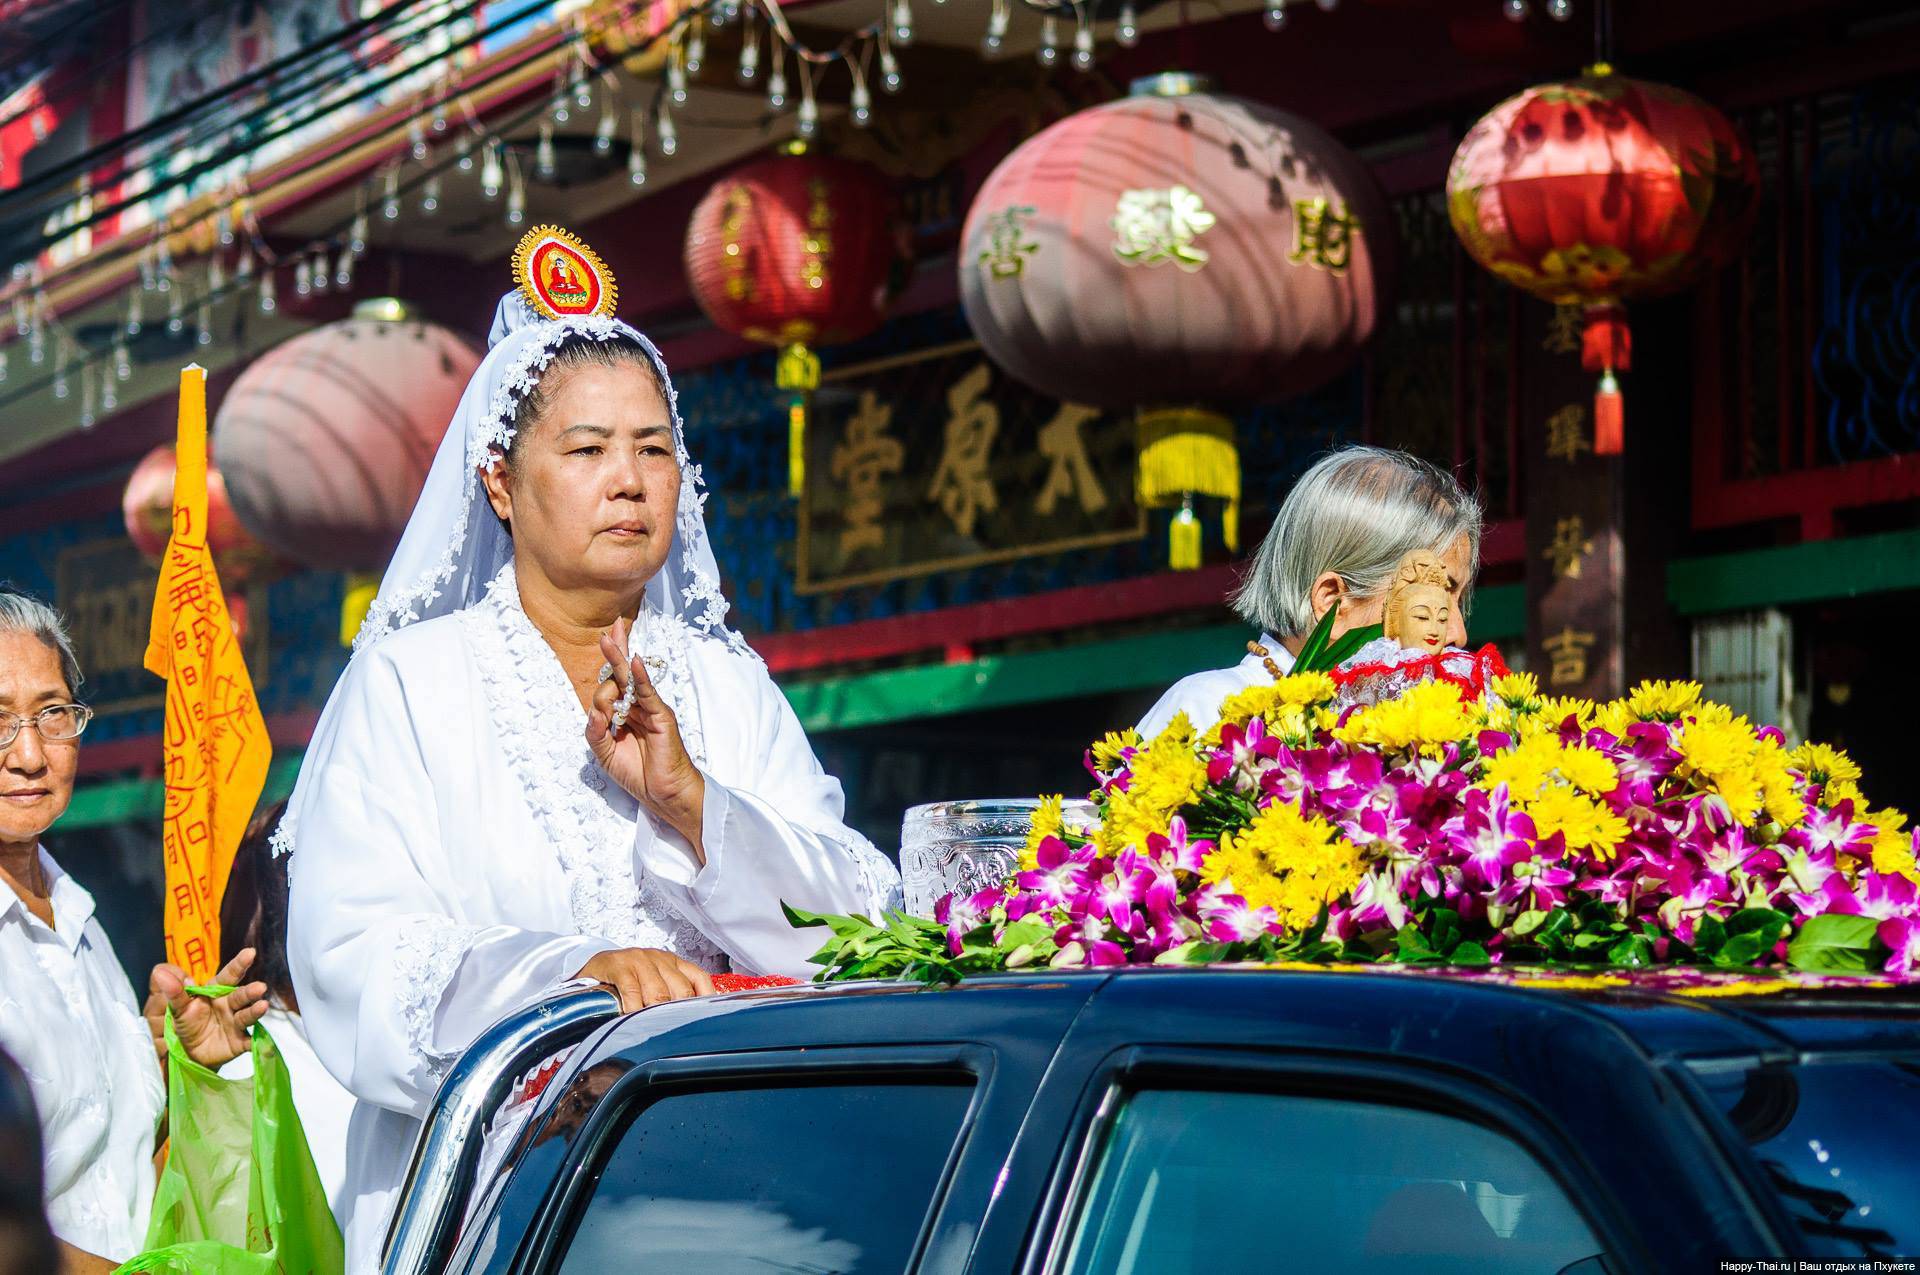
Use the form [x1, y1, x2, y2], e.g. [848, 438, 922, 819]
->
[586, 616, 707, 862]
[144, 947, 271, 1070]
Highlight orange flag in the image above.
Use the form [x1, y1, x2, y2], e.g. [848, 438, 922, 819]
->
[144, 365, 271, 982]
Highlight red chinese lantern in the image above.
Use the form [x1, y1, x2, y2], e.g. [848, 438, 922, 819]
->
[1447, 67, 1758, 453]
[213, 298, 480, 571]
[959, 73, 1396, 566]
[683, 143, 904, 496]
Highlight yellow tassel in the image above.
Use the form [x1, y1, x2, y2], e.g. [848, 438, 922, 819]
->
[1137, 407, 1239, 557]
[1169, 502, 1202, 570]
[775, 342, 821, 392]
[788, 397, 807, 499]
[339, 572, 381, 647]
[776, 343, 820, 500]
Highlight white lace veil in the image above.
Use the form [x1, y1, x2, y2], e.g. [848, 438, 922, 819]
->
[354, 291, 752, 657]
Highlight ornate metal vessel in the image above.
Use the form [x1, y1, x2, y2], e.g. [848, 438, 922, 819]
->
[900, 798, 1096, 917]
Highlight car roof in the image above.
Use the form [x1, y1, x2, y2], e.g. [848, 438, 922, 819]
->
[574, 963, 1920, 1071]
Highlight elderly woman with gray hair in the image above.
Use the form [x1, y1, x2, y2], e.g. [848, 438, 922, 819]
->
[0, 588, 268, 1274]
[1139, 446, 1483, 737]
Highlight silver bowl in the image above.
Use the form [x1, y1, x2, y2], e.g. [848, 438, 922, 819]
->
[899, 797, 1097, 918]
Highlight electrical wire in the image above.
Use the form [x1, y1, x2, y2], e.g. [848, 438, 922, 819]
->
[0, 0, 454, 214]
[0, 31, 646, 417]
[2, 0, 571, 269]
[0, 0, 250, 137]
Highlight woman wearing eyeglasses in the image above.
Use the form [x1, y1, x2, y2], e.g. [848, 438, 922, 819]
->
[0, 589, 268, 1274]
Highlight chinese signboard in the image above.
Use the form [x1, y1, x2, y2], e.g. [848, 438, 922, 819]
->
[1523, 301, 1623, 700]
[797, 340, 1144, 592]
[55, 538, 268, 719]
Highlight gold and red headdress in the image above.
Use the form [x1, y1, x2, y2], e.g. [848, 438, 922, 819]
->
[512, 224, 618, 320]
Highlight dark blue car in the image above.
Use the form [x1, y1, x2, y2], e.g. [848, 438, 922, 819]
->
[382, 967, 1920, 1274]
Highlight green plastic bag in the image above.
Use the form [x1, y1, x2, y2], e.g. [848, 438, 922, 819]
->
[116, 989, 345, 1275]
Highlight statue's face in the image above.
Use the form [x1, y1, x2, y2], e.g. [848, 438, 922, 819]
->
[1395, 582, 1452, 652]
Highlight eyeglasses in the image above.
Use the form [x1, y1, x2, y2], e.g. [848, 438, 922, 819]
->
[0, 704, 93, 750]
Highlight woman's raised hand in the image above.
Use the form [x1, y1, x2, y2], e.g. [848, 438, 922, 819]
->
[586, 616, 707, 861]
[149, 947, 270, 1070]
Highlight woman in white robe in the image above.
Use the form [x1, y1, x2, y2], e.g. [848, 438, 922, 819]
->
[280, 233, 898, 1271]
[1138, 445, 1483, 738]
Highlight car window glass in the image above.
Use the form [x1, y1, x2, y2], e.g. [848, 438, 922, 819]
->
[552, 1079, 971, 1275]
[1057, 1088, 1606, 1275]
[1690, 1058, 1920, 1259]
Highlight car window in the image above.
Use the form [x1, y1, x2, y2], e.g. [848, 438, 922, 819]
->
[1056, 1088, 1607, 1275]
[1690, 1058, 1920, 1259]
[551, 1079, 971, 1275]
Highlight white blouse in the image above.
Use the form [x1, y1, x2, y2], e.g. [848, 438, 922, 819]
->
[0, 848, 164, 1261]
[284, 563, 898, 1271]
[1137, 633, 1294, 738]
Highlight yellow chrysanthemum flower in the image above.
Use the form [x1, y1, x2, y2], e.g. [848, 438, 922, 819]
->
[1020, 794, 1064, 873]
[1525, 785, 1629, 858]
[1480, 735, 1616, 800]
[1870, 812, 1917, 882]
[1554, 743, 1619, 796]
[1480, 733, 1560, 799]
[1754, 739, 1804, 829]
[1090, 728, 1142, 772]
[1536, 695, 1598, 731]
[1100, 715, 1205, 854]
[1623, 679, 1704, 723]
[1201, 802, 1365, 930]
[1821, 779, 1866, 812]
[1333, 680, 1475, 758]
[1592, 699, 1634, 740]
[1676, 717, 1753, 780]
[1490, 672, 1543, 710]
[1789, 742, 1862, 788]
[1212, 673, 1338, 744]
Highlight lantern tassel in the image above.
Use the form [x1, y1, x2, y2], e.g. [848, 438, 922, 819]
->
[775, 342, 822, 499]
[1594, 370, 1624, 456]
[1169, 499, 1202, 571]
[1580, 303, 1631, 456]
[1137, 406, 1239, 565]
[787, 396, 807, 497]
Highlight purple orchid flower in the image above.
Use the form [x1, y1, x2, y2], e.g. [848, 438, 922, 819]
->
[1443, 785, 1536, 891]
[938, 885, 1005, 954]
[1197, 886, 1283, 942]
[1878, 915, 1920, 976]
[1016, 835, 1096, 912]
[1146, 817, 1209, 876]
[1613, 723, 1681, 787]
[1788, 801, 1874, 861]
[1209, 716, 1280, 793]
[1815, 870, 1919, 923]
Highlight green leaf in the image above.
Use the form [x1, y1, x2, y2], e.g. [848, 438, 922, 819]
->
[1725, 908, 1791, 947]
[1607, 935, 1655, 967]
[1510, 909, 1549, 937]
[1787, 914, 1882, 973]
[1316, 622, 1387, 672]
[1532, 909, 1575, 950]
[1291, 605, 1340, 672]
[1692, 914, 1727, 957]
[1449, 941, 1492, 967]
[1714, 932, 1771, 968]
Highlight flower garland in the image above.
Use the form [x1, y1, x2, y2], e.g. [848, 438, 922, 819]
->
[790, 671, 1920, 983]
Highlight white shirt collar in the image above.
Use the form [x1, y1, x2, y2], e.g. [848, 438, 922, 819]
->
[0, 846, 96, 954]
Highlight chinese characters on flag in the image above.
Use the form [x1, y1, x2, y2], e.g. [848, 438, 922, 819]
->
[143, 366, 271, 982]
